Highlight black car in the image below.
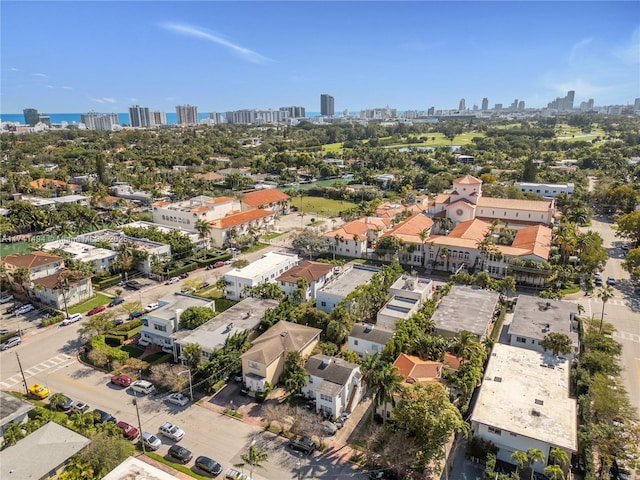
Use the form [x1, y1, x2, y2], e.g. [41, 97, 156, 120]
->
[50, 394, 75, 412]
[168, 444, 193, 463]
[288, 436, 315, 455]
[179, 272, 189, 279]
[125, 280, 143, 290]
[92, 408, 117, 424]
[5, 304, 21, 314]
[195, 456, 223, 476]
[108, 297, 125, 307]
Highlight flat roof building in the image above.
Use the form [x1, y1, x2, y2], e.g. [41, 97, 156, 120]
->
[316, 264, 379, 313]
[224, 251, 299, 301]
[431, 285, 500, 339]
[43, 239, 117, 274]
[103, 456, 179, 480]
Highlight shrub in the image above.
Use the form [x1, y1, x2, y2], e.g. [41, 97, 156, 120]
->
[92, 274, 122, 290]
[210, 379, 226, 393]
[41, 314, 64, 327]
[104, 335, 125, 347]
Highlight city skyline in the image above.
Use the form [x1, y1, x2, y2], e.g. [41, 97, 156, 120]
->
[1, 1, 639, 113]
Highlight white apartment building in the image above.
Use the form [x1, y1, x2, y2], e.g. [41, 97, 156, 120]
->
[376, 276, 433, 331]
[348, 323, 394, 360]
[316, 265, 379, 313]
[224, 252, 299, 301]
[43, 240, 117, 274]
[152, 196, 236, 229]
[514, 182, 574, 199]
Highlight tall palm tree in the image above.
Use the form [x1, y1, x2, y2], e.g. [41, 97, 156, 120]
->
[367, 362, 404, 423]
[511, 450, 528, 475]
[543, 465, 565, 480]
[548, 447, 568, 467]
[598, 285, 614, 333]
[236, 443, 268, 479]
[194, 219, 211, 256]
[527, 448, 546, 480]
[11, 267, 31, 295]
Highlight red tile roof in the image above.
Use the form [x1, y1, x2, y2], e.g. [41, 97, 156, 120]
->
[511, 224, 552, 259]
[276, 261, 334, 284]
[323, 217, 389, 238]
[2, 251, 63, 269]
[209, 209, 273, 229]
[32, 269, 91, 289]
[454, 174, 482, 185]
[380, 215, 434, 243]
[195, 172, 225, 181]
[447, 219, 490, 241]
[205, 196, 234, 204]
[393, 354, 443, 386]
[243, 189, 290, 208]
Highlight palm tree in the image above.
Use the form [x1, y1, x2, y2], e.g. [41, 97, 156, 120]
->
[598, 285, 615, 333]
[11, 267, 31, 295]
[548, 447, 568, 467]
[450, 330, 485, 362]
[194, 219, 211, 257]
[511, 450, 528, 475]
[543, 465, 565, 480]
[236, 443, 268, 479]
[527, 448, 546, 480]
[367, 362, 404, 423]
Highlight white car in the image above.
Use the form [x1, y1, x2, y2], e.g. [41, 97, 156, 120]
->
[61, 313, 83, 326]
[0, 294, 14, 304]
[141, 432, 162, 451]
[15, 304, 34, 315]
[144, 303, 159, 312]
[167, 393, 189, 406]
[225, 468, 252, 480]
[159, 421, 185, 441]
[166, 277, 180, 285]
[1, 336, 22, 351]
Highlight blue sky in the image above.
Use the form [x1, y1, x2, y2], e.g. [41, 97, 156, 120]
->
[1, 1, 639, 113]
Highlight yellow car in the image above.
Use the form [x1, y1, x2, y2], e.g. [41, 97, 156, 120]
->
[28, 384, 49, 399]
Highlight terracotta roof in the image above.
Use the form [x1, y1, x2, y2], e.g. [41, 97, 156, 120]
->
[276, 261, 334, 284]
[447, 219, 490, 241]
[427, 235, 480, 249]
[190, 206, 208, 212]
[447, 199, 476, 210]
[323, 217, 389, 238]
[380, 215, 434, 243]
[243, 189, 290, 208]
[208, 209, 273, 229]
[2, 251, 63, 269]
[151, 200, 170, 206]
[393, 353, 442, 386]
[374, 202, 427, 219]
[241, 321, 321, 365]
[205, 196, 234, 204]
[195, 172, 225, 181]
[101, 196, 119, 202]
[29, 178, 67, 189]
[443, 353, 464, 371]
[454, 174, 482, 185]
[511, 224, 552, 260]
[434, 193, 451, 205]
[32, 269, 90, 289]
[476, 196, 552, 212]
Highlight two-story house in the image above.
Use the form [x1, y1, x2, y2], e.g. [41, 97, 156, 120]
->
[348, 323, 394, 360]
[224, 252, 299, 301]
[275, 261, 335, 301]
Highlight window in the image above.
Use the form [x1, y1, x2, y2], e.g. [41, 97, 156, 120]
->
[154, 324, 167, 332]
[248, 361, 259, 370]
[516, 336, 526, 343]
[353, 339, 359, 345]
[320, 393, 332, 402]
[321, 301, 326, 307]
[488, 426, 501, 435]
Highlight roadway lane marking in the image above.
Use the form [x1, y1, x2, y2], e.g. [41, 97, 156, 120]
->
[612, 331, 640, 343]
[49, 372, 97, 393]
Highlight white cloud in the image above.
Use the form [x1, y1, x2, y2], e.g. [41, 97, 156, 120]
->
[569, 37, 593, 65]
[613, 26, 640, 65]
[90, 97, 116, 105]
[10, 67, 19, 72]
[47, 85, 54, 89]
[159, 22, 271, 64]
[32, 73, 48, 78]
[62, 86, 74, 91]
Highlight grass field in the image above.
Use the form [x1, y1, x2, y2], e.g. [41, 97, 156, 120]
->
[68, 293, 112, 315]
[0, 242, 31, 256]
[297, 196, 357, 216]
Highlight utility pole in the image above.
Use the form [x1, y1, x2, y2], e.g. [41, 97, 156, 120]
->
[15, 352, 28, 395]
[133, 391, 145, 453]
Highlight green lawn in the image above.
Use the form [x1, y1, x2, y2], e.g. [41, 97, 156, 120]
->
[0, 242, 31, 256]
[261, 231, 287, 241]
[297, 196, 357, 217]
[67, 293, 112, 314]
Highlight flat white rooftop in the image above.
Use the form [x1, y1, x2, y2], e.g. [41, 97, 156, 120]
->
[320, 265, 378, 295]
[226, 251, 299, 280]
[102, 456, 179, 480]
[378, 296, 418, 320]
[471, 343, 577, 451]
[43, 239, 116, 262]
[432, 285, 499, 338]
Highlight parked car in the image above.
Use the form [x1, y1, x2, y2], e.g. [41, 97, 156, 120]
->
[130, 380, 155, 395]
[92, 409, 117, 424]
[0, 329, 9, 335]
[201, 282, 210, 289]
[320, 420, 339, 435]
[159, 421, 185, 441]
[87, 305, 106, 316]
[110, 374, 132, 387]
[213, 261, 225, 268]
[607, 276, 616, 286]
[113, 318, 125, 326]
[71, 401, 90, 413]
[28, 384, 49, 399]
[15, 304, 35, 315]
[61, 313, 83, 326]
[144, 302, 159, 312]
[1, 336, 22, 351]
[129, 311, 144, 320]
[108, 297, 125, 307]
[6, 304, 21, 314]
[225, 468, 252, 480]
[125, 280, 144, 290]
[166, 277, 180, 285]
[595, 277, 603, 287]
[166, 393, 189, 406]
[288, 436, 315, 454]
[195, 456, 223, 476]
[141, 432, 162, 451]
[168, 444, 193, 464]
[117, 421, 139, 440]
[0, 294, 14, 304]
[179, 272, 189, 279]
[50, 394, 75, 412]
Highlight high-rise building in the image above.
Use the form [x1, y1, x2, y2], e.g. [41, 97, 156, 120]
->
[320, 94, 335, 116]
[151, 111, 166, 126]
[459, 98, 466, 111]
[225, 109, 286, 124]
[23, 108, 51, 127]
[81, 111, 119, 130]
[509, 99, 519, 111]
[518, 100, 525, 111]
[129, 105, 151, 128]
[481, 98, 489, 111]
[428, 106, 435, 116]
[566, 90, 575, 110]
[176, 104, 198, 125]
[634, 98, 640, 111]
[494, 104, 503, 111]
[280, 106, 306, 118]
[547, 91, 576, 111]
[208, 112, 223, 124]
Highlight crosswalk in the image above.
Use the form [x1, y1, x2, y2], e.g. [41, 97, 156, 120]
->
[0, 354, 75, 390]
[567, 297, 630, 320]
[612, 330, 640, 344]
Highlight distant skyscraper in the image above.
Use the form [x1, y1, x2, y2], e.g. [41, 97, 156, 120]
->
[566, 90, 575, 110]
[494, 104, 503, 111]
[176, 104, 198, 125]
[546, 90, 577, 111]
[634, 98, 640, 111]
[151, 111, 166, 126]
[280, 106, 306, 118]
[208, 112, 223, 124]
[459, 98, 466, 111]
[428, 106, 435, 116]
[481, 98, 489, 111]
[81, 111, 119, 130]
[320, 94, 335, 116]
[509, 99, 519, 111]
[518, 100, 525, 111]
[129, 105, 151, 128]
[23, 108, 50, 127]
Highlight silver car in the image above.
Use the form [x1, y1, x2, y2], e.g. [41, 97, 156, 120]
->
[1, 336, 22, 351]
[141, 432, 162, 450]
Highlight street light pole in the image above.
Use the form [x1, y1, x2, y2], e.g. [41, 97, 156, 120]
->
[296, 454, 302, 480]
[178, 369, 193, 402]
[133, 390, 145, 453]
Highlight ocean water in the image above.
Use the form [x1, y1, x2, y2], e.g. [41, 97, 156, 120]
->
[0, 111, 325, 125]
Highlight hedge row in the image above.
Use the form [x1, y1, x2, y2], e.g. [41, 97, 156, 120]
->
[164, 263, 198, 278]
[194, 252, 232, 267]
[41, 314, 65, 327]
[92, 274, 122, 290]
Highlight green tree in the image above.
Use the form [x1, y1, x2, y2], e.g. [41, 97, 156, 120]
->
[181, 343, 203, 370]
[280, 351, 308, 394]
[526, 448, 546, 480]
[597, 286, 615, 333]
[543, 465, 565, 480]
[74, 432, 134, 477]
[548, 447, 568, 467]
[236, 443, 269, 479]
[540, 332, 573, 356]
[179, 306, 216, 329]
[367, 362, 404, 423]
[522, 158, 537, 182]
[291, 228, 329, 255]
[2, 422, 25, 448]
[511, 451, 529, 475]
[78, 312, 115, 338]
[616, 210, 640, 245]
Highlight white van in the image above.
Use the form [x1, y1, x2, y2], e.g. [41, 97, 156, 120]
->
[130, 380, 155, 395]
[62, 313, 83, 326]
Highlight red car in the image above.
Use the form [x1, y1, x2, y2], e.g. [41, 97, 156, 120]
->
[213, 261, 225, 268]
[110, 375, 132, 387]
[87, 305, 106, 316]
[117, 421, 139, 440]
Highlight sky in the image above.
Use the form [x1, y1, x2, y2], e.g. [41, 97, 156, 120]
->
[1, 1, 639, 114]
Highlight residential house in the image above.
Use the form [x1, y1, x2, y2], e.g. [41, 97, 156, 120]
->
[43, 239, 117, 274]
[470, 344, 577, 474]
[103, 457, 180, 480]
[324, 217, 390, 259]
[224, 252, 299, 301]
[431, 286, 500, 340]
[302, 355, 363, 419]
[173, 298, 279, 364]
[110, 182, 153, 204]
[376, 275, 433, 331]
[242, 189, 291, 214]
[348, 323, 394, 360]
[0, 391, 34, 438]
[194, 171, 225, 182]
[508, 296, 579, 355]
[0, 422, 90, 480]
[316, 264, 379, 313]
[275, 261, 335, 301]
[374, 199, 428, 221]
[241, 321, 321, 393]
[514, 182, 574, 199]
[208, 209, 275, 247]
[138, 294, 215, 354]
[29, 178, 82, 194]
[152, 195, 236, 229]
[120, 220, 202, 246]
